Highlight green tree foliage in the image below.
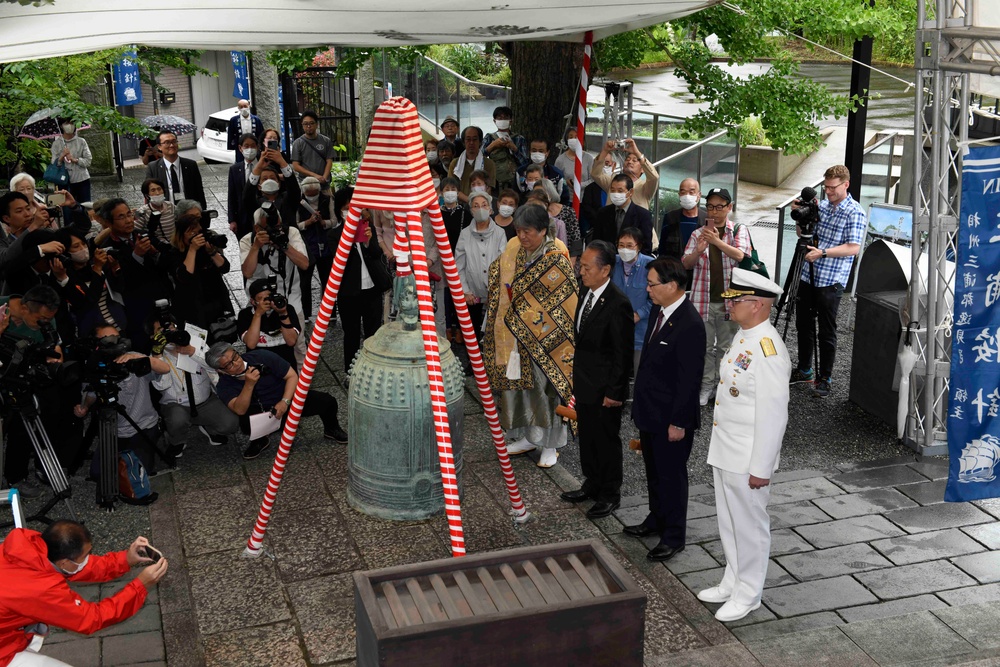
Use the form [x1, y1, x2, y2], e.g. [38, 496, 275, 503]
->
[1, 46, 214, 176]
[592, 0, 914, 154]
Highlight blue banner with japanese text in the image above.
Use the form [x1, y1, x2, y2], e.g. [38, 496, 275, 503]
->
[112, 49, 142, 106]
[947, 144, 1000, 502]
[231, 51, 249, 100]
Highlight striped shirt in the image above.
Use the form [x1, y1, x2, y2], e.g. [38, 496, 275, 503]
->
[683, 220, 752, 319]
[800, 193, 866, 287]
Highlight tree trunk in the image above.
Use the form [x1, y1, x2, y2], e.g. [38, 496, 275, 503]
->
[509, 41, 582, 149]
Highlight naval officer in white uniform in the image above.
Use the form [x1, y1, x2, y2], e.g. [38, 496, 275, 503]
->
[697, 266, 790, 623]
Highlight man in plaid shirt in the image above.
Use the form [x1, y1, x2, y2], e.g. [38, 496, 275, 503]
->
[789, 165, 866, 398]
[682, 188, 753, 405]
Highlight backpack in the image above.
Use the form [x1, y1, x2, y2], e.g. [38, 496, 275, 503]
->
[118, 450, 158, 505]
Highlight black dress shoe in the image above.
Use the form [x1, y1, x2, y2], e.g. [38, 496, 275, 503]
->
[586, 500, 620, 519]
[623, 523, 659, 538]
[560, 489, 592, 503]
[647, 543, 685, 562]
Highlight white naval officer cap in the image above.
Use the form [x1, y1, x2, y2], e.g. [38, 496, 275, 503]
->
[721, 266, 783, 299]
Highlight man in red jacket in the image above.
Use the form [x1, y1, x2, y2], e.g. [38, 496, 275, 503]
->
[0, 520, 168, 666]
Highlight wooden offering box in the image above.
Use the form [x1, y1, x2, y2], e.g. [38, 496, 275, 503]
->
[354, 539, 646, 666]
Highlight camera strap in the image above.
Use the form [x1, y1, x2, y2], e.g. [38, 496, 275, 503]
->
[184, 370, 199, 417]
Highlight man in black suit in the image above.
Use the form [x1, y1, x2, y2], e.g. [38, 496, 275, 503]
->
[592, 174, 654, 255]
[627, 256, 706, 562]
[227, 99, 264, 163]
[228, 133, 260, 236]
[561, 241, 634, 519]
[144, 130, 207, 210]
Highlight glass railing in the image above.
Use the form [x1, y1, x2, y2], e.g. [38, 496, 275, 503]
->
[772, 131, 905, 282]
[380, 53, 509, 134]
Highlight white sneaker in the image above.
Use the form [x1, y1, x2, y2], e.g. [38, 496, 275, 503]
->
[699, 388, 714, 406]
[536, 448, 559, 468]
[506, 438, 536, 455]
[715, 599, 761, 622]
[697, 586, 732, 604]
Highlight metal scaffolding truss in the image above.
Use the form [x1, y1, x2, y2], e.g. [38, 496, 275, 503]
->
[908, 0, 1000, 453]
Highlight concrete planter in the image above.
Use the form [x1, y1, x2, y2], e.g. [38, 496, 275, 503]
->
[739, 129, 835, 187]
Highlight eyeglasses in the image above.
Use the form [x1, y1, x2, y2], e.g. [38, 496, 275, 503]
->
[823, 182, 846, 191]
[159, 140, 178, 146]
[705, 204, 729, 211]
[301, 121, 317, 127]
[647, 281, 665, 288]
[113, 211, 135, 222]
[219, 354, 241, 370]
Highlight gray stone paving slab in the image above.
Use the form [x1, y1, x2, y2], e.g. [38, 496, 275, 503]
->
[835, 457, 919, 473]
[908, 460, 950, 481]
[664, 544, 722, 575]
[93, 604, 161, 637]
[685, 515, 722, 543]
[647, 643, 762, 667]
[830, 464, 929, 492]
[763, 576, 878, 618]
[895, 480, 948, 506]
[689, 483, 714, 497]
[973, 497, 1000, 519]
[854, 560, 977, 600]
[745, 627, 878, 667]
[702, 528, 814, 564]
[775, 543, 892, 581]
[768, 477, 845, 506]
[727, 605, 779, 628]
[287, 575, 356, 664]
[687, 496, 717, 519]
[812, 488, 919, 520]
[268, 504, 365, 582]
[937, 582, 1000, 606]
[837, 594, 949, 623]
[161, 611, 204, 667]
[962, 522, 1000, 549]
[679, 560, 795, 596]
[202, 621, 307, 667]
[731, 611, 844, 642]
[614, 504, 650, 527]
[40, 638, 99, 667]
[883, 503, 994, 534]
[768, 499, 833, 530]
[771, 468, 836, 484]
[187, 549, 292, 636]
[951, 551, 1000, 584]
[841, 611, 976, 666]
[795, 515, 907, 549]
[176, 484, 258, 557]
[934, 602, 1000, 649]
[102, 631, 166, 667]
[870, 528, 986, 565]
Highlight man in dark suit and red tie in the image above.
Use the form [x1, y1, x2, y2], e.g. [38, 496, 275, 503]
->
[627, 255, 707, 561]
[560, 240, 634, 518]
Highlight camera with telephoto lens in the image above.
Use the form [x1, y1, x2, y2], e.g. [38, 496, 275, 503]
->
[260, 202, 289, 251]
[264, 276, 287, 310]
[0, 324, 62, 400]
[153, 299, 191, 347]
[790, 186, 821, 236]
[202, 229, 229, 249]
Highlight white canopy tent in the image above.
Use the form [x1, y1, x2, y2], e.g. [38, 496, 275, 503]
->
[0, 0, 720, 62]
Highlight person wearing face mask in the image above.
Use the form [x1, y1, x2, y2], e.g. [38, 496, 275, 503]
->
[134, 178, 176, 247]
[455, 191, 507, 344]
[54, 228, 127, 339]
[227, 99, 264, 163]
[554, 128, 595, 193]
[296, 176, 335, 321]
[0, 520, 167, 667]
[237, 278, 301, 369]
[516, 138, 570, 206]
[447, 126, 496, 203]
[482, 106, 528, 193]
[228, 134, 262, 237]
[50, 121, 93, 205]
[493, 189, 519, 241]
[591, 138, 659, 211]
[439, 176, 473, 251]
[167, 212, 233, 333]
[426, 139, 448, 180]
[593, 174, 654, 256]
[659, 178, 707, 266]
[612, 227, 655, 376]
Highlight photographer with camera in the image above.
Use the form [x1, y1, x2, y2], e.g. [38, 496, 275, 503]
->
[789, 165, 866, 398]
[0, 192, 86, 296]
[0, 520, 167, 667]
[591, 138, 659, 211]
[206, 343, 348, 460]
[149, 314, 239, 457]
[51, 228, 127, 340]
[167, 208, 234, 334]
[73, 322, 171, 477]
[238, 278, 300, 369]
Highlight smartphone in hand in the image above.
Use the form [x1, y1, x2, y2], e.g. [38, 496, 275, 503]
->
[139, 545, 163, 563]
[46, 193, 66, 207]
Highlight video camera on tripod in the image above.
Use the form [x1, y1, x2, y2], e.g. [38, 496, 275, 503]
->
[790, 186, 821, 237]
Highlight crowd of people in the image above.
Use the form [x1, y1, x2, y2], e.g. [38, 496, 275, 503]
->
[0, 97, 867, 663]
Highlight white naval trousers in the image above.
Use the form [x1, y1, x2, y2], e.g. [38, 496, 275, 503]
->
[713, 466, 772, 606]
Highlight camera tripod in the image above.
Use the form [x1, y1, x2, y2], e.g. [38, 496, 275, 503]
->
[0, 392, 77, 527]
[774, 233, 821, 377]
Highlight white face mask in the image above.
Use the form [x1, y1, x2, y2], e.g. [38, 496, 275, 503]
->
[70, 248, 90, 264]
[472, 208, 490, 223]
[530, 152, 546, 165]
[432, 178, 441, 190]
[305, 192, 320, 203]
[567, 138, 581, 151]
[679, 194, 699, 210]
[240, 108, 250, 118]
[495, 119, 511, 131]
[618, 248, 638, 263]
[609, 192, 628, 207]
[261, 179, 281, 195]
[149, 194, 165, 206]
[426, 150, 438, 163]
[60, 553, 89, 575]
[603, 165, 615, 176]
[61, 124, 75, 135]
[471, 185, 486, 194]
[524, 180, 537, 191]
[498, 204, 515, 217]
[442, 190, 459, 204]
[242, 148, 258, 162]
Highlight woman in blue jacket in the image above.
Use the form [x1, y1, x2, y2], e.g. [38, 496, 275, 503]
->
[612, 226, 654, 377]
